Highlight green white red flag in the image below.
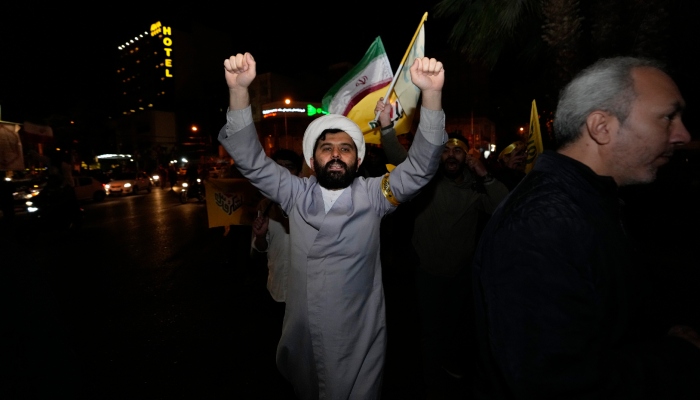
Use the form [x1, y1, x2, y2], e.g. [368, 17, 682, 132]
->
[321, 37, 393, 116]
[363, 13, 427, 145]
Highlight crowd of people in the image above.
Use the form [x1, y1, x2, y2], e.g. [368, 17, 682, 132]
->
[220, 51, 700, 400]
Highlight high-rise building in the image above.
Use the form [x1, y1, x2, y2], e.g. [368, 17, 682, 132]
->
[112, 19, 233, 171]
[116, 21, 177, 115]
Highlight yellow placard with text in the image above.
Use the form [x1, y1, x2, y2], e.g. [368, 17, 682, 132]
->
[204, 179, 262, 228]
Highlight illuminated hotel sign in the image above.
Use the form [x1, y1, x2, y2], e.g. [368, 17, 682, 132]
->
[150, 21, 173, 78]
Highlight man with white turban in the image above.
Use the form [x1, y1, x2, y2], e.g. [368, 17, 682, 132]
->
[219, 51, 446, 399]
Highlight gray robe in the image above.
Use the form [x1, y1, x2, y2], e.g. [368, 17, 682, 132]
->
[219, 107, 445, 399]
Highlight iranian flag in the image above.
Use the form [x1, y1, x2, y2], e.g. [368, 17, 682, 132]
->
[321, 37, 393, 116]
[361, 22, 425, 144]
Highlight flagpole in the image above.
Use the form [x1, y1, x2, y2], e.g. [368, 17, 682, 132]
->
[371, 12, 428, 124]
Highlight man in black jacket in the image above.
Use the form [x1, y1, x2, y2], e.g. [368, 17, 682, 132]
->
[472, 56, 700, 399]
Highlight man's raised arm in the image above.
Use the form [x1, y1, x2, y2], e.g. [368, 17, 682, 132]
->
[385, 57, 446, 204]
[411, 57, 443, 112]
[224, 52, 256, 111]
[375, 98, 408, 165]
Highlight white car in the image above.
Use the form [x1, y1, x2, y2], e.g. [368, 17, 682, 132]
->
[73, 176, 106, 201]
[105, 171, 153, 195]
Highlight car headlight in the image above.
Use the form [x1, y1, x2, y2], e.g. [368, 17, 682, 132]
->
[182, 182, 189, 188]
[124, 183, 132, 188]
[105, 184, 111, 190]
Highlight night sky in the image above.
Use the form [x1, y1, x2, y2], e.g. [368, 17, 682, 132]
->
[0, 4, 445, 122]
[1, 3, 699, 139]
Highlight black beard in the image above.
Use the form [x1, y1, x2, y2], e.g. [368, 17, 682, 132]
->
[314, 158, 358, 190]
[440, 157, 465, 179]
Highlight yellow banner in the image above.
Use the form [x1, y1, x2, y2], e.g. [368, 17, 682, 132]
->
[348, 84, 399, 145]
[357, 86, 420, 145]
[362, 21, 426, 146]
[525, 99, 543, 174]
[204, 179, 263, 228]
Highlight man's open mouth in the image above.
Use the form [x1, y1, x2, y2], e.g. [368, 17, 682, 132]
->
[327, 161, 346, 171]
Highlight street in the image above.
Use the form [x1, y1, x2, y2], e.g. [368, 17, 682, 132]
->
[2, 186, 431, 400]
[3, 167, 700, 399]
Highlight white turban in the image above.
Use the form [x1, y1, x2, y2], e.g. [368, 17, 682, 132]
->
[302, 114, 365, 168]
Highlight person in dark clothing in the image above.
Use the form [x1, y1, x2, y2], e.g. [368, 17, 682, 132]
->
[34, 174, 81, 231]
[375, 98, 509, 398]
[0, 178, 14, 222]
[168, 164, 178, 190]
[472, 56, 700, 399]
[490, 140, 527, 191]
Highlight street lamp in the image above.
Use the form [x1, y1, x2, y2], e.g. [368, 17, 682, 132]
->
[284, 98, 291, 148]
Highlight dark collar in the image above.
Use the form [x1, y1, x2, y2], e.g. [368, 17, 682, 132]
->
[535, 150, 619, 196]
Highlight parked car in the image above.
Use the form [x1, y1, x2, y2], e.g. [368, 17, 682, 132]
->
[105, 171, 153, 195]
[73, 176, 106, 202]
[9, 177, 46, 216]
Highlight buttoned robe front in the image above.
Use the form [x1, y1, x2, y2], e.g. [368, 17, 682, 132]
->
[219, 107, 445, 400]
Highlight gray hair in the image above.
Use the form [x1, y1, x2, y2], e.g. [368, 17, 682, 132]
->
[553, 56, 665, 148]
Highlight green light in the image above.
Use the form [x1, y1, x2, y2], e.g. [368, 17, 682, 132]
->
[307, 104, 328, 116]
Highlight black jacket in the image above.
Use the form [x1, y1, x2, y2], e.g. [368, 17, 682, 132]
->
[472, 150, 700, 399]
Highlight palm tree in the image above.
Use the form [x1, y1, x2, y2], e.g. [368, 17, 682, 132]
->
[433, 0, 673, 90]
[432, 0, 675, 144]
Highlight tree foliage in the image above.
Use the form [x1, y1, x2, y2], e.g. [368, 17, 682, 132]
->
[434, 0, 673, 88]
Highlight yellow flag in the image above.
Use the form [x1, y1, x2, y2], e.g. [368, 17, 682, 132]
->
[524, 100, 543, 173]
[362, 14, 427, 145]
[350, 84, 400, 145]
[204, 179, 262, 228]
